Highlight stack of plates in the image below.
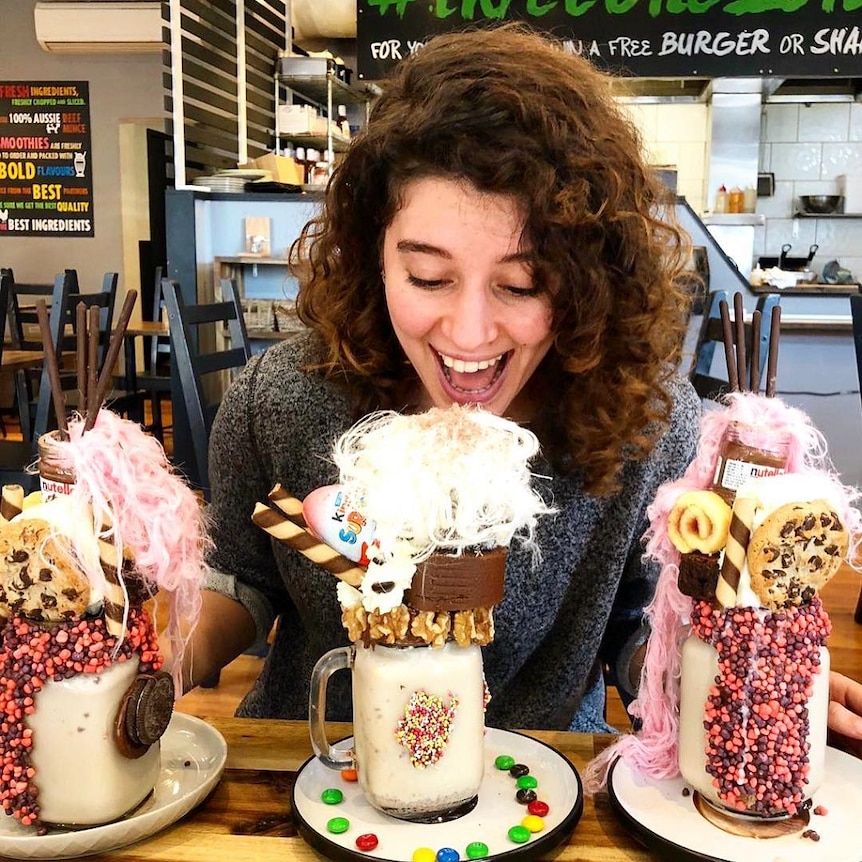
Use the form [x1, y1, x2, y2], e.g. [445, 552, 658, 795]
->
[192, 169, 272, 193]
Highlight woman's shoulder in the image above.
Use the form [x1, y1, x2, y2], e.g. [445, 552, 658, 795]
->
[215, 333, 348, 433]
[654, 371, 701, 464]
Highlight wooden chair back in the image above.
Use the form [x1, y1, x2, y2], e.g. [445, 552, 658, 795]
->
[162, 277, 251, 498]
[149, 266, 172, 374]
[3, 268, 76, 352]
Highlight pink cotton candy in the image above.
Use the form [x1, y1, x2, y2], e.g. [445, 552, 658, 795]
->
[584, 392, 862, 795]
[39, 409, 210, 694]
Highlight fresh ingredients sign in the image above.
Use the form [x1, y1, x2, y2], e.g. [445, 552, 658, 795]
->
[356, 1, 862, 79]
[0, 82, 93, 238]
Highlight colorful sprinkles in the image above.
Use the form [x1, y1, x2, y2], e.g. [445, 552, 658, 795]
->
[0, 609, 161, 833]
[691, 598, 831, 818]
[394, 689, 459, 768]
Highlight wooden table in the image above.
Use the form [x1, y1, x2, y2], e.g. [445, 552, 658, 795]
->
[86, 719, 649, 861]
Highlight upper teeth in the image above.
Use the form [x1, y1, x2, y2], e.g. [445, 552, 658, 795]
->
[439, 353, 501, 373]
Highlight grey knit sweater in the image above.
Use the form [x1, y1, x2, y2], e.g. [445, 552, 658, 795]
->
[205, 335, 700, 731]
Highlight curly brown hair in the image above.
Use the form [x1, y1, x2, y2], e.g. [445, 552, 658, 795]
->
[292, 23, 691, 496]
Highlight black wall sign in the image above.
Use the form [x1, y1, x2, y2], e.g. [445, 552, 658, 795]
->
[357, 1, 862, 80]
[0, 81, 94, 238]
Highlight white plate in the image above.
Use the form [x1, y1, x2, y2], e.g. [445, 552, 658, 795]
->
[292, 727, 582, 862]
[0, 713, 227, 860]
[215, 169, 270, 179]
[608, 747, 862, 862]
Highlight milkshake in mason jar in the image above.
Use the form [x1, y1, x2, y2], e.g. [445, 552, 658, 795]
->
[0, 412, 207, 833]
[584, 389, 861, 825]
[675, 473, 845, 818]
[352, 641, 485, 819]
[259, 407, 551, 821]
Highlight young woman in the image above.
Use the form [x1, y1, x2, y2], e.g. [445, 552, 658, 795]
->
[185, 25, 862, 741]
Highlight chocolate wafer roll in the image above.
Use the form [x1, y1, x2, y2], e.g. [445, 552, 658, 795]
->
[267, 484, 307, 527]
[716, 495, 756, 609]
[252, 502, 364, 587]
[0, 485, 24, 523]
[98, 537, 129, 638]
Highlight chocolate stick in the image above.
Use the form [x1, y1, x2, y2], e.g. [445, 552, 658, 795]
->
[35, 299, 68, 438]
[733, 292, 747, 393]
[718, 299, 739, 392]
[749, 309, 762, 393]
[86, 305, 100, 424]
[83, 290, 137, 432]
[76, 302, 87, 411]
[765, 305, 782, 398]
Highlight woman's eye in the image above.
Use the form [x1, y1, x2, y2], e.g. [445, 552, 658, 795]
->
[407, 274, 447, 289]
[502, 285, 541, 298]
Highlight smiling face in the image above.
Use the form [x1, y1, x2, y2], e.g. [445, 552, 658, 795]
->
[382, 177, 554, 420]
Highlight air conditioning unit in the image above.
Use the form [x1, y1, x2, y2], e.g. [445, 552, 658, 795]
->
[34, 1, 162, 54]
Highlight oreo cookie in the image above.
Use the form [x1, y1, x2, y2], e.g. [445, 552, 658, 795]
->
[115, 670, 174, 759]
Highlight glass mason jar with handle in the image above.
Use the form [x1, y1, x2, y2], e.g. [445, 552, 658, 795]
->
[310, 640, 485, 822]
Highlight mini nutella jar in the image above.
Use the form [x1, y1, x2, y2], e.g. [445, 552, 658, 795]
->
[710, 421, 790, 506]
[37, 431, 76, 501]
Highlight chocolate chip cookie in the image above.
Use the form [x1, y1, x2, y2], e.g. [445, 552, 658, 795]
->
[746, 501, 848, 609]
[0, 519, 90, 622]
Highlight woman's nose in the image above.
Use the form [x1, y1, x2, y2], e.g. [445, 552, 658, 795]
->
[440, 286, 498, 350]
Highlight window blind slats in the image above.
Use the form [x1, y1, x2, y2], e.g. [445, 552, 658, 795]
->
[164, 1, 287, 181]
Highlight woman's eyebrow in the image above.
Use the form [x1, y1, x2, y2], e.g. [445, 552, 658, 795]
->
[396, 240, 533, 265]
[396, 240, 450, 257]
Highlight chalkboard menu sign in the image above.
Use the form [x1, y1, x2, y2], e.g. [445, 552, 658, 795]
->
[356, 1, 861, 80]
[0, 81, 93, 238]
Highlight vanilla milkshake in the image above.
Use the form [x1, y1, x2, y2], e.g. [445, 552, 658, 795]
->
[678, 610, 830, 818]
[351, 642, 485, 820]
[28, 657, 160, 826]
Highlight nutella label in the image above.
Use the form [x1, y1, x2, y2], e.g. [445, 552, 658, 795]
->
[714, 457, 786, 493]
[40, 476, 75, 501]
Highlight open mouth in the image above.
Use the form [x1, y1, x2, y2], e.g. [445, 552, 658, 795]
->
[436, 349, 510, 395]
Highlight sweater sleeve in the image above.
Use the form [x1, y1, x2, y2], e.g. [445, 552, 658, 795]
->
[204, 352, 293, 643]
[601, 375, 701, 705]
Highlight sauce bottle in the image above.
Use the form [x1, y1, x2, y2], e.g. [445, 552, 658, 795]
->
[714, 185, 729, 214]
[728, 186, 744, 214]
[336, 105, 350, 139]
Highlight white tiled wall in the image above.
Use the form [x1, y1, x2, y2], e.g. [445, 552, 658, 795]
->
[622, 99, 862, 284]
[619, 102, 710, 213]
[758, 102, 862, 282]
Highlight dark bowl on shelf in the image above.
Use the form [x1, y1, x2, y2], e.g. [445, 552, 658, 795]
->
[800, 194, 844, 214]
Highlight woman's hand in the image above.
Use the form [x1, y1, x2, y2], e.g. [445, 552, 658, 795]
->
[827, 671, 862, 757]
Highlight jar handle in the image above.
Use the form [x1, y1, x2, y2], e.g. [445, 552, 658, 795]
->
[309, 645, 354, 770]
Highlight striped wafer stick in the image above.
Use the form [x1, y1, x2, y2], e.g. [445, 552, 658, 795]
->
[268, 484, 307, 527]
[252, 501, 364, 587]
[97, 537, 129, 638]
[0, 485, 24, 523]
[716, 495, 757, 608]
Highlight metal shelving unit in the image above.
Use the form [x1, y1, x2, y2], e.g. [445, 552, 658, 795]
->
[274, 56, 377, 161]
